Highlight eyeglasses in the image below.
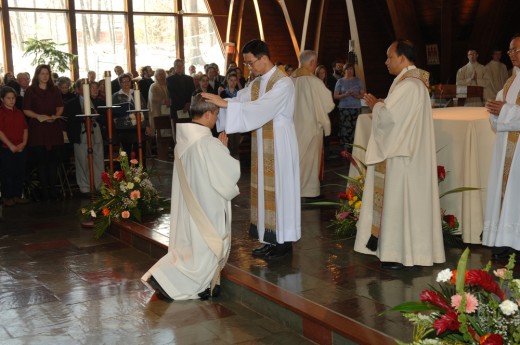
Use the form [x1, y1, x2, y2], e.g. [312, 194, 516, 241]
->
[507, 48, 520, 55]
[243, 58, 260, 67]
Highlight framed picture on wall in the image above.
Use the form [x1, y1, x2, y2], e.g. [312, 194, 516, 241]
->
[426, 44, 440, 65]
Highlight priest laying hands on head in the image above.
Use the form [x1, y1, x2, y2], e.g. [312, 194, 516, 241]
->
[141, 93, 240, 301]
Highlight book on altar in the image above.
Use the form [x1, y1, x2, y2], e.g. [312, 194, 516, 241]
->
[36, 115, 67, 122]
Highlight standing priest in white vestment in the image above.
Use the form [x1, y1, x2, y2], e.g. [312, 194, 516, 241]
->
[291, 50, 334, 200]
[354, 40, 445, 270]
[483, 34, 520, 260]
[141, 94, 240, 301]
[202, 39, 301, 260]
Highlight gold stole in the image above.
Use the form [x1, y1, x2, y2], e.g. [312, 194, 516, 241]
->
[249, 68, 286, 243]
[501, 70, 520, 197]
[367, 68, 430, 251]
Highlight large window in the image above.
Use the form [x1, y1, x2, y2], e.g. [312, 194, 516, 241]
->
[133, 0, 174, 13]
[0, 0, 224, 79]
[76, 13, 128, 78]
[9, 11, 69, 75]
[134, 15, 177, 71]
[183, 16, 223, 73]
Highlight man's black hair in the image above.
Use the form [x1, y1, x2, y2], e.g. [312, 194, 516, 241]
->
[242, 39, 270, 59]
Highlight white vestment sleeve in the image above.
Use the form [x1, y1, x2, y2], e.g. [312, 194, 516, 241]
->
[496, 103, 520, 132]
[223, 78, 294, 134]
[203, 139, 241, 200]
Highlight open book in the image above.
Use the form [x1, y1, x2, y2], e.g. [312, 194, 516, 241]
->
[36, 115, 68, 123]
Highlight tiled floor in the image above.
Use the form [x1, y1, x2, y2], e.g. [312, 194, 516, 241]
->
[1, 150, 518, 344]
[0, 191, 316, 344]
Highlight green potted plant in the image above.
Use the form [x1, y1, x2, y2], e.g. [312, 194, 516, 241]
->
[22, 38, 77, 73]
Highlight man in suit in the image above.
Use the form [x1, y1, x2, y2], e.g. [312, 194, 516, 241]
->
[167, 59, 195, 121]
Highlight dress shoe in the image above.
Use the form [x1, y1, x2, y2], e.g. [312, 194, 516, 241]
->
[491, 247, 515, 260]
[198, 285, 221, 300]
[149, 276, 174, 302]
[381, 262, 407, 270]
[252, 243, 274, 257]
[265, 242, 293, 259]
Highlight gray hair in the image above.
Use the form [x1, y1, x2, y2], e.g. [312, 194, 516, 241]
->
[190, 93, 218, 118]
[299, 50, 317, 65]
[57, 76, 72, 87]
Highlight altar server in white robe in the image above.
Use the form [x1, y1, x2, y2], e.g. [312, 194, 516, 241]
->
[291, 50, 334, 199]
[203, 39, 301, 260]
[354, 40, 445, 269]
[483, 34, 520, 259]
[456, 49, 491, 105]
[141, 94, 240, 300]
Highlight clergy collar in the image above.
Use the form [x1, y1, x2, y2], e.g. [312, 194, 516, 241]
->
[259, 66, 277, 81]
[395, 65, 416, 80]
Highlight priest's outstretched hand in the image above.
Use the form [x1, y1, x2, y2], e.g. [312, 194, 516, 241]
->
[201, 92, 228, 109]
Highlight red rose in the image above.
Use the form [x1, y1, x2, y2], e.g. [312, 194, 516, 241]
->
[443, 214, 456, 228]
[466, 270, 506, 300]
[480, 334, 503, 345]
[131, 151, 136, 160]
[340, 150, 349, 159]
[433, 311, 460, 335]
[338, 192, 348, 200]
[420, 289, 452, 312]
[437, 165, 446, 182]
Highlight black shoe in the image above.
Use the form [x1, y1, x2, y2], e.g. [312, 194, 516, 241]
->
[252, 244, 274, 257]
[198, 285, 221, 300]
[491, 247, 515, 260]
[149, 276, 174, 302]
[265, 242, 293, 260]
[381, 262, 407, 270]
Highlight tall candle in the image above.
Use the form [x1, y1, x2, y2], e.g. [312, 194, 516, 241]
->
[134, 82, 141, 111]
[83, 79, 91, 115]
[104, 71, 112, 107]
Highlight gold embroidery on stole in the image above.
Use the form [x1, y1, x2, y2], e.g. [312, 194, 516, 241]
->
[501, 70, 520, 198]
[249, 68, 286, 243]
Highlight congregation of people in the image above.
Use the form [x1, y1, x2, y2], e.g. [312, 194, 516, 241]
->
[2, 36, 519, 301]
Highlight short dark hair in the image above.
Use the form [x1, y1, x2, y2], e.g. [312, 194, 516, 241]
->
[512, 33, 520, 40]
[394, 39, 416, 63]
[242, 39, 270, 59]
[190, 93, 218, 119]
[0, 86, 17, 99]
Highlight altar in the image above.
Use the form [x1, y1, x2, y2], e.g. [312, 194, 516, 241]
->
[350, 107, 496, 243]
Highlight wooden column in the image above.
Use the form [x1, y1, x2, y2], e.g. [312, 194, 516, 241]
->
[1, 0, 13, 73]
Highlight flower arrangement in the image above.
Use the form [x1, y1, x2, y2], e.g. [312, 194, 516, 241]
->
[81, 150, 169, 238]
[391, 248, 520, 344]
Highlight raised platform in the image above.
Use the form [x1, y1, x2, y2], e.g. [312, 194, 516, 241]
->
[108, 158, 510, 345]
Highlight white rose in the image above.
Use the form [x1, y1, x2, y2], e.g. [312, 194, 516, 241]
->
[134, 177, 141, 183]
[90, 210, 96, 218]
[499, 300, 518, 316]
[127, 182, 134, 189]
[120, 185, 127, 192]
[120, 151, 127, 157]
[436, 268, 452, 283]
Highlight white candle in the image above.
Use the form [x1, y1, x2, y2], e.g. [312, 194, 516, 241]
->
[104, 71, 112, 107]
[83, 80, 91, 115]
[134, 89, 141, 111]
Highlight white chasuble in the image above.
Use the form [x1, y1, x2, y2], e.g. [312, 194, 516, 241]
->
[292, 68, 334, 197]
[354, 66, 445, 266]
[216, 66, 301, 244]
[141, 123, 240, 300]
[483, 67, 520, 251]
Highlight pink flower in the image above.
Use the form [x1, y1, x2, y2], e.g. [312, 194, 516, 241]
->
[121, 211, 130, 219]
[130, 190, 141, 200]
[337, 212, 349, 220]
[451, 292, 479, 313]
[437, 165, 446, 182]
[493, 268, 507, 279]
[130, 159, 138, 165]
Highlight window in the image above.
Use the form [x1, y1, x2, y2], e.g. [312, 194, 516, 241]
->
[133, 0, 174, 13]
[182, 0, 210, 14]
[8, 0, 66, 9]
[134, 15, 177, 71]
[10, 11, 69, 74]
[76, 13, 128, 78]
[183, 16, 223, 73]
[74, 0, 124, 12]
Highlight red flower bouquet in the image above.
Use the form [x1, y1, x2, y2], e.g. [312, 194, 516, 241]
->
[391, 248, 520, 344]
[81, 150, 169, 238]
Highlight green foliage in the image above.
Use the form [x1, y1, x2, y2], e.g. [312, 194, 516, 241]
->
[22, 38, 77, 73]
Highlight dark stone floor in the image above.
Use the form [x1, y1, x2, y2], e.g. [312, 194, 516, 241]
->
[1, 148, 517, 344]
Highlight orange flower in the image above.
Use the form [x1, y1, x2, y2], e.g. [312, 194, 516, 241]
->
[130, 190, 141, 200]
[102, 208, 110, 216]
[130, 159, 138, 165]
[121, 211, 130, 219]
[346, 189, 354, 200]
